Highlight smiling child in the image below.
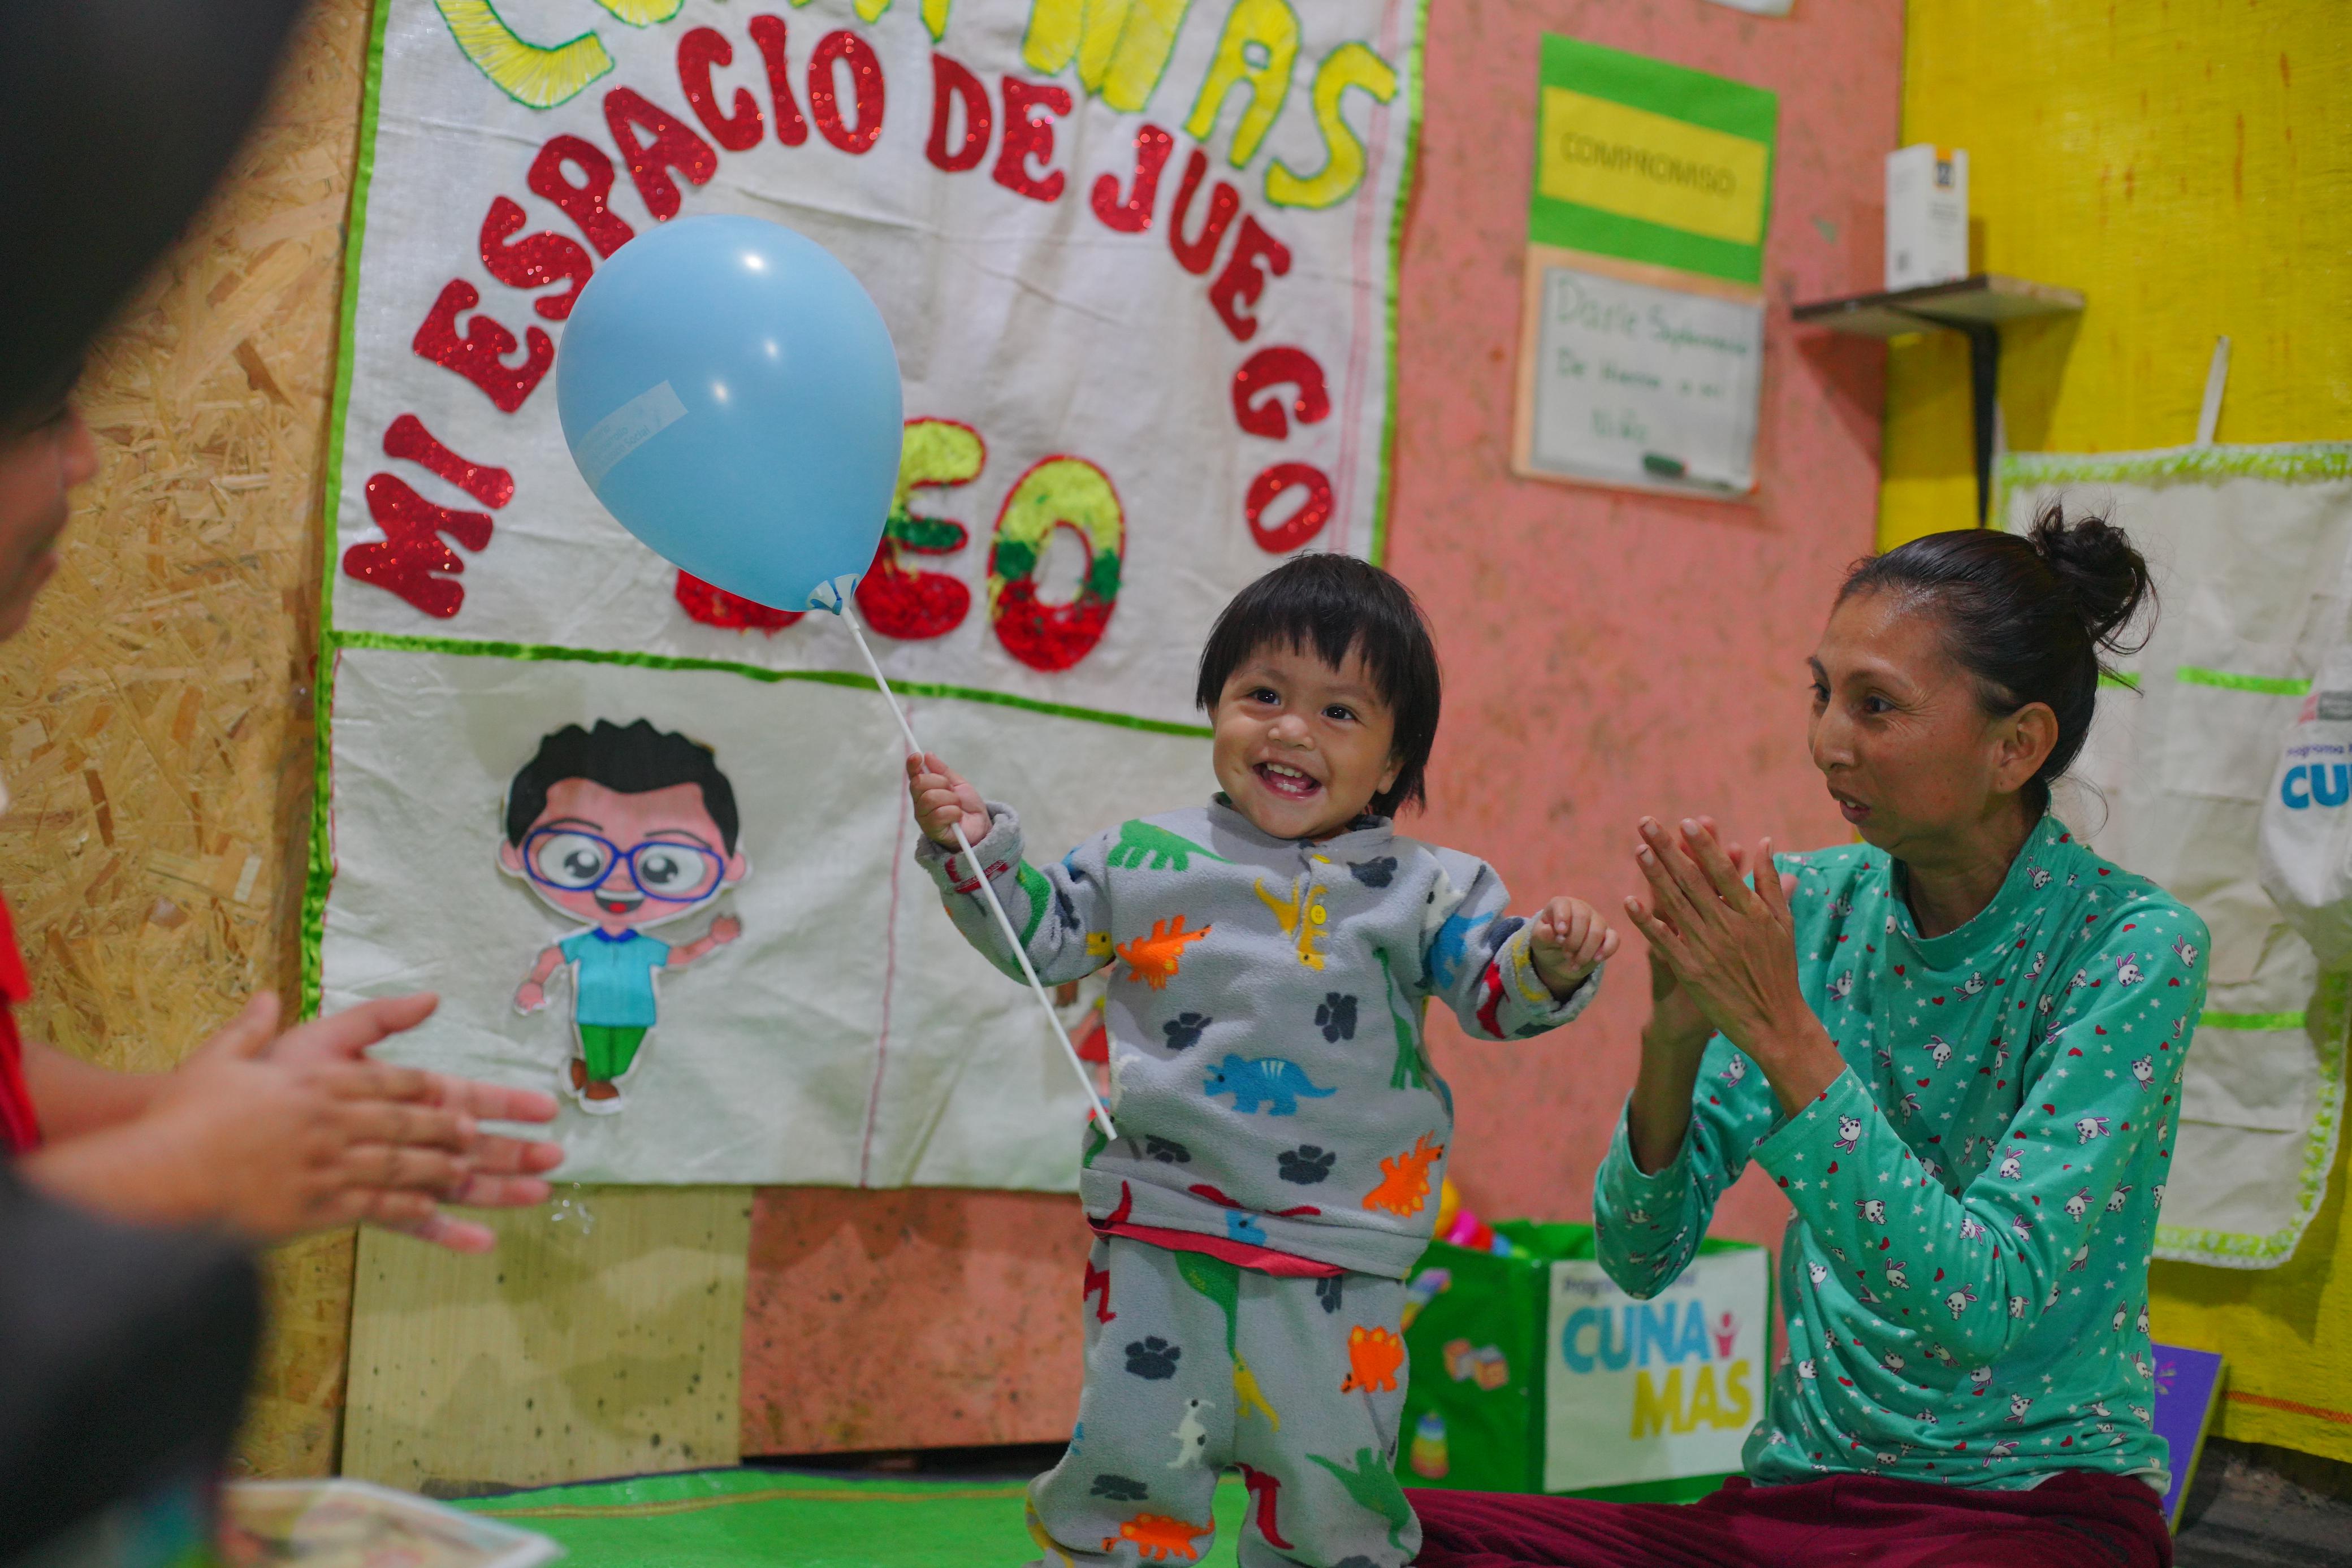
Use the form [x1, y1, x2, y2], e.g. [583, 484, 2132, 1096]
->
[906, 553, 1617, 1568]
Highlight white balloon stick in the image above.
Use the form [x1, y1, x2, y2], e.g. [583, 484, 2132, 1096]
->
[835, 599, 1119, 1140]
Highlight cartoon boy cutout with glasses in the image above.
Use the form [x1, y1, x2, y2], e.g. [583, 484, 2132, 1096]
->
[499, 720, 747, 1112]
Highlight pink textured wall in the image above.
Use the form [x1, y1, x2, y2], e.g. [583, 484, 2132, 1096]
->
[743, 0, 1899, 1456]
[1391, 0, 1896, 1249]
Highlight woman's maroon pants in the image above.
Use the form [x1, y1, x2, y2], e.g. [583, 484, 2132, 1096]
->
[1409, 1471, 2172, 1567]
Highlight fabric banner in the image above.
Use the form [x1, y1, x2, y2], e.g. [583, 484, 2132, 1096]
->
[311, 0, 1425, 1185]
[1999, 444, 2352, 1265]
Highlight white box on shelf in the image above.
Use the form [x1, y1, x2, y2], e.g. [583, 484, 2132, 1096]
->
[1886, 144, 1969, 291]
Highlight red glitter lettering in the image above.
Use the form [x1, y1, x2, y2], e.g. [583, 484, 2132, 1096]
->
[1244, 462, 1332, 553]
[808, 30, 884, 154]
[528, 135, 634, 257]
[383, 414, 514, 510]
[857, 532, 970, 639]
[924, 53, 992, 173]
[477, 196, 594, 322]
[1230, 345, 1329, 439]
[992, 75, 1071, 203]
[411, 279, 553, 414]
[341, 473, 494, 618]
[1091, 123, 1173, 233]
[745, 15, 810, 146]
[675, 571, 805, 634]
[677, 27, 765, 152]
[988, 456, 1123, 673]
[604, 86, 719, 221]
[858, 418, 984, 640]
[1168, 148, 1239, 275]
[1209, 215, 1290, 341]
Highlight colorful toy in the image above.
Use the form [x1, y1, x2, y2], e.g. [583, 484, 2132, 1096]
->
[1409, 1411, 1450, 1479]
[1400, 1266, 1452, 1331]
[1437, 1179, 1519, 1257]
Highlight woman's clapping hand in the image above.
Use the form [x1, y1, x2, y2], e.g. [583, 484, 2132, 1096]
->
[1624, 816, 1839, 1115]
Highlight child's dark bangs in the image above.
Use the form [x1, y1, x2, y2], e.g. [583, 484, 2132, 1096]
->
[1199, 559, 1417, 715]
[1278, 608, 1395, 702]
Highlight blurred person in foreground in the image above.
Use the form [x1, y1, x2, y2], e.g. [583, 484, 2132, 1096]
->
[0, 0, 564, 1557]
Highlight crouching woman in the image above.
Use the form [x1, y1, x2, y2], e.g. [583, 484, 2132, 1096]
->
[1415, 510, 2200, 1568]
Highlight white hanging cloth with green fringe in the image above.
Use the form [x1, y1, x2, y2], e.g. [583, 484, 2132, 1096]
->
[1999, 443, 2352, 1267]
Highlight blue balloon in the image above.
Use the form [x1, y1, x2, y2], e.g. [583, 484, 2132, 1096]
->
[556, 214, 902, 613]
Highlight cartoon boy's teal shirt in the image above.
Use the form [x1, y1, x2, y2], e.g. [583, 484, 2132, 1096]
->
[500, 720, 747, 1114]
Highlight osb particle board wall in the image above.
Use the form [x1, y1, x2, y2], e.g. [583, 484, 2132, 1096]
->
[0, 0, 371, 1473]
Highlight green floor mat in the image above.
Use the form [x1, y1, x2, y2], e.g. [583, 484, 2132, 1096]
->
[457, 1467, 1250, 1567]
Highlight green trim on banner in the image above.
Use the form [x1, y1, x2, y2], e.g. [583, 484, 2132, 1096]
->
[319, 0, 394, 639]
[2177, 666, 2311, 696]
[2158, 974, 2350, 1270]
[1993, 444, 2352, 539]
[301, 0, 392, 1021]
[2001, 441, 2352, 492]
[1369, 0, 1430, 568]
[2099, 670, 2142, 691]
[300, 642, 341, 1021]
[328, 629, 1218, 737]
[2202, 1011, 2308, 1032]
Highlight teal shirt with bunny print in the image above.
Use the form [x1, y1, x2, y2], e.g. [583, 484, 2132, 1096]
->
[1594, 813, 2208, 1491]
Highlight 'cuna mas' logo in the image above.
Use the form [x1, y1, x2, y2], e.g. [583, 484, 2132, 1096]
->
[2281, 761, 2351, 809]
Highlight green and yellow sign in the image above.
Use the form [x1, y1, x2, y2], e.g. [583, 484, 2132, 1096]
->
[1529, 36, 1779, 284]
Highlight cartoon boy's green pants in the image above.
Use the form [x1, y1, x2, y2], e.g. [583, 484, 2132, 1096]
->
[577, 1023, 648, 1082]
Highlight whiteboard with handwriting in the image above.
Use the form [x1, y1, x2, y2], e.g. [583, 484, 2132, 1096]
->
[1524, 264, 1763, 500]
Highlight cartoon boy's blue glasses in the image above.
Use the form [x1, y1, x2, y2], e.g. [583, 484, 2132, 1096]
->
[522, 828, 725, 902]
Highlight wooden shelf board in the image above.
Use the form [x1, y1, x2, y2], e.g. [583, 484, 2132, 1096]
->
[1792, 273, 2086, 337]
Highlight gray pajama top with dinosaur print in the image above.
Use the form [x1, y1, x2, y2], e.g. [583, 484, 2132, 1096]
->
[1594, 813, 2209, 1492]
[917, 798, 1598, 1279]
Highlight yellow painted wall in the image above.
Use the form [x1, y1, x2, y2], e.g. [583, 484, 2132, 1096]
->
[1882, 0, 2352, 1460]
[1882, 0, 2352, 549]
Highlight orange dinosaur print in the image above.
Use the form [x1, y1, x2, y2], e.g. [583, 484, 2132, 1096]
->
[1102, 1513, 1212, 1562]
[1362, 1133, 1445, 1218]
[1341, 1324, 1406, 1393]
[1117, 916, 1209, 990]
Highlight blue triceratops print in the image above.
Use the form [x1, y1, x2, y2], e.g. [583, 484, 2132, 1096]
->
[1203, 1054, 1337, 1115]
[1428, 911, 1524, 992]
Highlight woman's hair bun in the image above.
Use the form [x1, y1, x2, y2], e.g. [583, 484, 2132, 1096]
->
[1839, 503, 2161, 816]
[2026, 503, 2155, 657]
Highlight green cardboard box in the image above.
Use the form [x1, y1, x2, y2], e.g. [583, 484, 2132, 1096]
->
[1395, 1220, 1772, 1502]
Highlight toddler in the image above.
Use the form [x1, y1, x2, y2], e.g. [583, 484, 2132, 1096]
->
[908, 555, 1616, 1568]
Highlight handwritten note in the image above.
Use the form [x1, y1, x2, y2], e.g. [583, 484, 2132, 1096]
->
[1524, 264, 1763, 499]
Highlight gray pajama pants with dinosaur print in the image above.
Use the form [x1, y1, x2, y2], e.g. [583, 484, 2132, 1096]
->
[1026, 1235, 1415, 1568]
